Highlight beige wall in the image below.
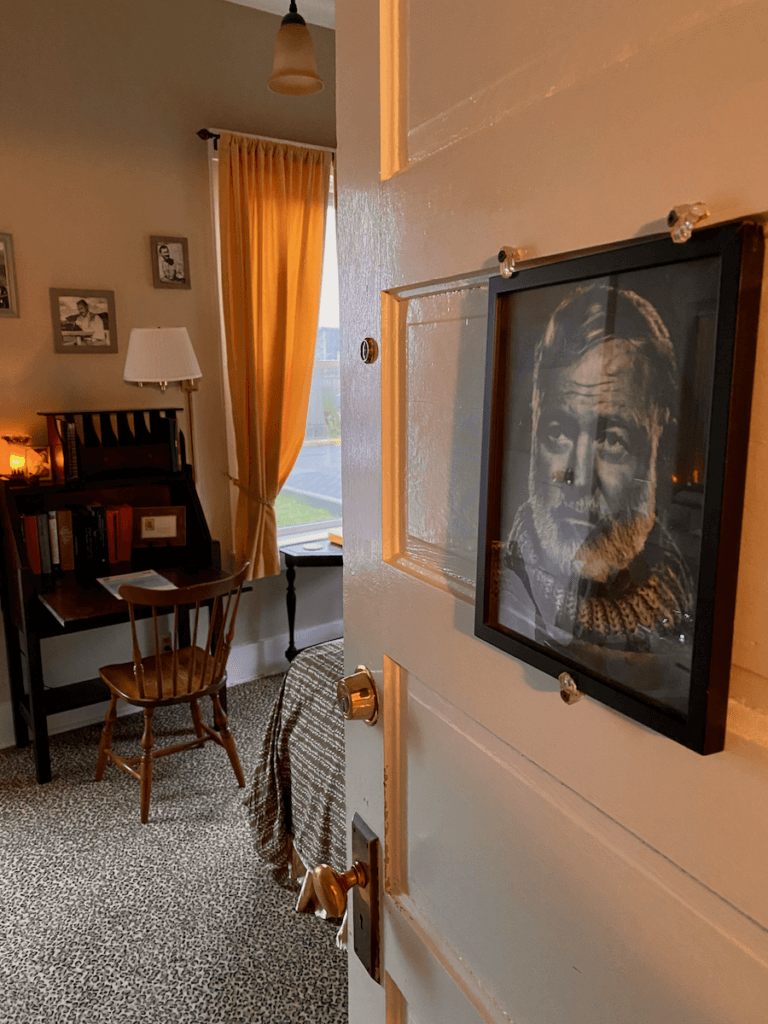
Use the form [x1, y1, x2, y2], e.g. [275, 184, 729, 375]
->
[0, 0, 338, 706]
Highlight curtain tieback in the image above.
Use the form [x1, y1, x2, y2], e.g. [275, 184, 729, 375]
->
[227, 475, 276, 508]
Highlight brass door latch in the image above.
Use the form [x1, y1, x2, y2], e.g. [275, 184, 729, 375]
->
[337, 665, 378, 725]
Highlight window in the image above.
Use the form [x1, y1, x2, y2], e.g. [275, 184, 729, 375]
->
[275, 188, 341, 536]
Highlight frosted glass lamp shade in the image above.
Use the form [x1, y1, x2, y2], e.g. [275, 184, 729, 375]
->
[268, 10, 323, 96]
[124, 328, 202, 386]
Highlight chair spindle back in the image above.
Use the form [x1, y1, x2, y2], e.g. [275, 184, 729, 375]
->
[119, 564, 249, 701]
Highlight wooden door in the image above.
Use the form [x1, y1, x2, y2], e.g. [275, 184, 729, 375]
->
[336, 1, 768, 1021]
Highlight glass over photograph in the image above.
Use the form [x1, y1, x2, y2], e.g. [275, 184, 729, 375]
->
[489, 260, 720, 716]
[0, 240, 10, 310]
[156, 242, 186, 284]
[58, 294, 111, 347]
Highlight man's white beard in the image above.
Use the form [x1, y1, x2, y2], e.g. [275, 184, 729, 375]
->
[530, 488, 656, 585]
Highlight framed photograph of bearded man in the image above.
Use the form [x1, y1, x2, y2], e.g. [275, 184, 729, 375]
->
[475, 220, 764, 754]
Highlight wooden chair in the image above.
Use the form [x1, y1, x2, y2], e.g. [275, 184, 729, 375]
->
[95, 564, 249, 823]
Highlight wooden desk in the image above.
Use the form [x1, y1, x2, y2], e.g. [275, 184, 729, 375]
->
[279, 539, 343, 662]
[0, 471, 220, 783]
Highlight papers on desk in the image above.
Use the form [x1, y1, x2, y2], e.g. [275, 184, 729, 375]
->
[97, 569, 178, 601]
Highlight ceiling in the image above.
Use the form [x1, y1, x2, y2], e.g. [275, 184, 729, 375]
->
[223, 0, 335, 29]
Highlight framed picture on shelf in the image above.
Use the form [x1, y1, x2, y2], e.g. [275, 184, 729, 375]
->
[475, 219, 764, 754]
[132, 506, 187, 547]
[150, 235, 191, 289]
[25, 446, 52, 483]
[50, 289, 118, 354]
[0, 233, 19, 317]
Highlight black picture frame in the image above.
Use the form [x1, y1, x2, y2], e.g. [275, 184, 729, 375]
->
[475, 220, 764, 754]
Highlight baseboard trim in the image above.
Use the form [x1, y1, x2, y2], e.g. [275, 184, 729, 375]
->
[0, 620, 344, 749]
[226, 618, 344, 685]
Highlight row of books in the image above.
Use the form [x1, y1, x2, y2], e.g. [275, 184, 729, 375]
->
[22, 504, 134, 580]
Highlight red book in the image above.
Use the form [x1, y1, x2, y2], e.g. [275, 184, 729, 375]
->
[117, 505, 133, 562]
[22, 515, 42, 574]
[105, 507, 119, 564]
[56, 509, 76, 571]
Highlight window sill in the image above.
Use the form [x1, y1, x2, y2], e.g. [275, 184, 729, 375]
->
[277, 520, 341, 547]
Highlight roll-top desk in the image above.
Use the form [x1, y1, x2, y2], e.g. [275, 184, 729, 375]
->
[0, 409, 222, 783]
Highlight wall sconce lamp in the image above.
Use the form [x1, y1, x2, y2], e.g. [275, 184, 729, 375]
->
[268, 1, 323, 96]
[123, 327, 202, 480]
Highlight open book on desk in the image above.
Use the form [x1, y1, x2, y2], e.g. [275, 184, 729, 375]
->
[97, 569, 178, 601]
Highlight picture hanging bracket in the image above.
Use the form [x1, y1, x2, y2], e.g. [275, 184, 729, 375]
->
[558, 672, 584, 705]
[667, 203, 709, 243]
[498, 247, 522, 278]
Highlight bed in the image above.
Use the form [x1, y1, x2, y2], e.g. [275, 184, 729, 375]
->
[245, 639, 346, 886]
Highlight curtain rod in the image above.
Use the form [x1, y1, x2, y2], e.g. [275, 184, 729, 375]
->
[197, 128, 335, 155]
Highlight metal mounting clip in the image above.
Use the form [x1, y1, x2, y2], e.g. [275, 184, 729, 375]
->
[667, 203, 709, 243]
[558, 672, 584, 705]
[498, 246, 522, 278]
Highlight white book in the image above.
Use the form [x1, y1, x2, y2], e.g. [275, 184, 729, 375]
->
[97, 569, 178, 601]
[48, 511, 60, 566]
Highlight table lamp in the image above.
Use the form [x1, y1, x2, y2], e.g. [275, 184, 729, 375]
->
[1, 434, 32, 484]
[123, 327, 202, 479]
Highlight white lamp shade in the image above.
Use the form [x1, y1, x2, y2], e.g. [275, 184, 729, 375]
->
[268, 22, 323, 95]
[124, 327, 202, 384]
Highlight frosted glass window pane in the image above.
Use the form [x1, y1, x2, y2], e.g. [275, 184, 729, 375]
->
[403, 285, 487, 586]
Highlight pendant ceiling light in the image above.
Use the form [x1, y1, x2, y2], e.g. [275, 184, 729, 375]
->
[268, 0, 323, 96]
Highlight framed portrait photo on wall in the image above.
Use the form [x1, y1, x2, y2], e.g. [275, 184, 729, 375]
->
[475, 220, 764, 754]
[50, 288, 118, 354]
[0, 233, 19, 317]
[150, 235, 190, 289]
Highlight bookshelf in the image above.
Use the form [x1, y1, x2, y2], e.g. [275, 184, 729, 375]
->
[0, 457, 220, 784]
[39, 408, 184, 483]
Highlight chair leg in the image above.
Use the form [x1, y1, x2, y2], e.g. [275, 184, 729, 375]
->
[95, 694, 118, 781]
[211, 694, 245, 787]
[190, 699, 206, 746]
[139, 707, 155, 824]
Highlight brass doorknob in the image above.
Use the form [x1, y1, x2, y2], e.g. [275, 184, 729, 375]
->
[337, 665, 378, 725]
[311, 862, 368, 918]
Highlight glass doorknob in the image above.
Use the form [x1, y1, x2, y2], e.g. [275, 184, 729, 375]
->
[337, 665, 378, 725]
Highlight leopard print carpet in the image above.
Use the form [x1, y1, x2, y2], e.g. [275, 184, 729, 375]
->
[0, 675, 347, 1024]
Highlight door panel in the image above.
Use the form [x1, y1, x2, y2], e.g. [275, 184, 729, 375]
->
[386, 280, 488, 589]
[405, 0, 732, 166]
[384, 661, 768, 1024]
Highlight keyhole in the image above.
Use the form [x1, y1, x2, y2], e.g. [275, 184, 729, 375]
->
[359, 913, 364, 930]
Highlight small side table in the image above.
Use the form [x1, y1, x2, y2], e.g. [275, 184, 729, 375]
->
[279, 539, 343, 662]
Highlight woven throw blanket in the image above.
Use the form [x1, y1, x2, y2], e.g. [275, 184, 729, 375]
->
[245, 639, 346, 885]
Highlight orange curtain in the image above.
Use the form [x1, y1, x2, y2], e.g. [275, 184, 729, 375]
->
[218, 133, 331, 579]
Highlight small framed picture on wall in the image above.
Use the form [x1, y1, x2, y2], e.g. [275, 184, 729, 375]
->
[50, 288, 118, 353]
[0, 233, 20, 317]
[150, 235, 191, 289]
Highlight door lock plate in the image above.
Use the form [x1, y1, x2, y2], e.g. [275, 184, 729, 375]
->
[352, 812, 380, 983]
